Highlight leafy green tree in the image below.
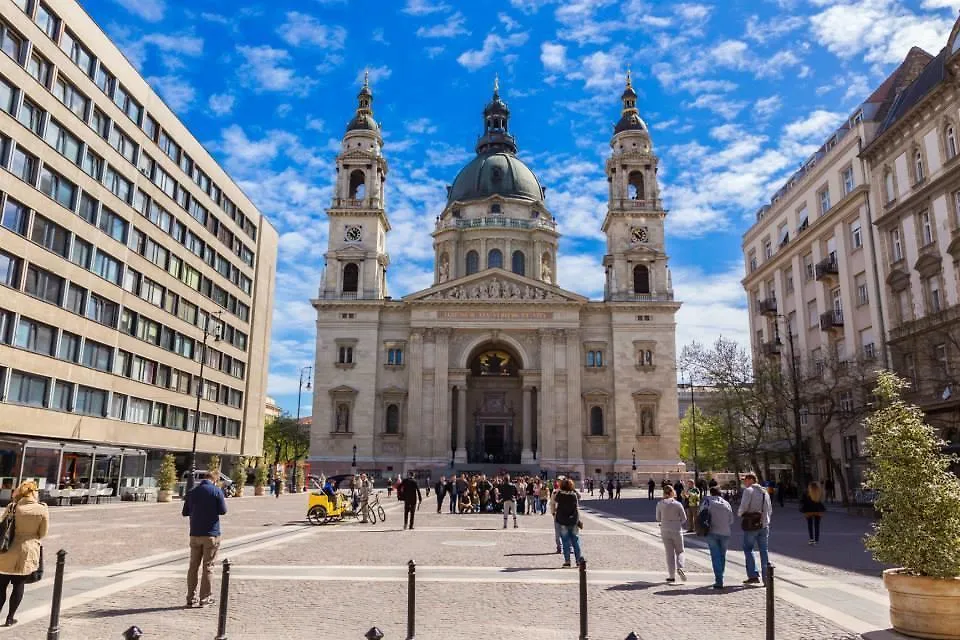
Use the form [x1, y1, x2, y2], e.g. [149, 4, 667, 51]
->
[679, 406, 729, 472]
[263, 414, 310, 467]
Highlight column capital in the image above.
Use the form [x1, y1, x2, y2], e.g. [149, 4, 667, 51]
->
[434, 327, 453, 340]
[410, 328, 424, 341]
[538, 328, 559, 340]
[563, 328, 581, 341]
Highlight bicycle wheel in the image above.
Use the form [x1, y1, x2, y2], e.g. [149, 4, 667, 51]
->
[377, 506, 386, 521]
[367, 506, 378, 524]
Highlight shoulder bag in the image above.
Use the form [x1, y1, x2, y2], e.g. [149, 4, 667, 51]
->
[24, 546, 43, 584]
[0, 505, 15, 553]
[740, 489, 764, 532]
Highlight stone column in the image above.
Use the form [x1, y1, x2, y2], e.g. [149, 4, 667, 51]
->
[407, 330, 424, 462]
[539, 329, 556, 464]
[521, 386, 533, 463]
[565, 329, 583, 465]
[456, 386, 467, 462]
[433, 329, 450, 458]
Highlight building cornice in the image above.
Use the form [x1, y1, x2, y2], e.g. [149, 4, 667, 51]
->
[861, 84, 950, 163]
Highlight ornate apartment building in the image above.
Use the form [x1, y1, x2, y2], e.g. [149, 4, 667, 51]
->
[310, 75, 682, 480]
[0, 0, 278, 485]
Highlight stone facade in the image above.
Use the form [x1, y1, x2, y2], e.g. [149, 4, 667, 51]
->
[310, 76, 681, 479]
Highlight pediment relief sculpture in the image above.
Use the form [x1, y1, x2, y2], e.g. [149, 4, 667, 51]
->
[421, 277, 566, 302]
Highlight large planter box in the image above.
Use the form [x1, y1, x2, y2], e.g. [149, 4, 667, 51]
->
[884, 569, 960, 639]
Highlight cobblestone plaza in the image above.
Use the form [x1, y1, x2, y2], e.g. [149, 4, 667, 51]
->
[0, 491, 909, 640]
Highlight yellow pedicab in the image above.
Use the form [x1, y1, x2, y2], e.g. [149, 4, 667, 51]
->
[306, 489, 348, 525]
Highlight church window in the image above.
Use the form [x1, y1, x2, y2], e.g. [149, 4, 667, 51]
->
[488, 248, 503, 269]
[490, 203, 501, 214]
[947, 126, 957, 160]
[633, 265, 650, 295]
[338, 346, 354, 365]
[335, 403, 350, 432]
[589, 406, 604, 436]
[628, 171, 644, 200]
[511, 250, 525, 276]
[342, 263, 359, 294]
[348, 169, 366, 200]
[387, 347, 403, 365]
[465, 250, 479, 275]
[385, 404, 400, 434]
[586, 350, 604, 367]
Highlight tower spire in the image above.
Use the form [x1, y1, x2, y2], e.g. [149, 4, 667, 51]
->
[494, 72, 499, 96]
[613, 66, 646, 134]
[345, 69, 379, 134]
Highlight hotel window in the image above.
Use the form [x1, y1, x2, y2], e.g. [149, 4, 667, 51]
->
[920, 210, 933, 246]
[948, 126, 958, 160]
[10, 146, 38, 184]
[135, 317, 159, 347]
[44, 119, 82, 164]
[797, 205, 809, 231]
[153, 166, 176, 198]
[855, 272, 868, 306]
[9, 371, 49, 407]
[75, 386, 107, 417]
[59, 29, 94, 75]
[850, 219, 862, 249]
[807, 300, 818, 328]
[137, 150, 153, 178]
[818, 187, 831, 215]
[748, 250, 757, 273]
[841, 166, 855, 195]
[803, 253, 814, 280]
[140, 277, 164, 307]
[81, 339, 113, 372]
[763, 239, 772, 260]
[69, 237, 91, 271]
[104, 166, 132, 203]
[27, 51, 52, 87]
[915, 150, 924, 182]
[85, 293, 118, 327]
[78, 193, 98, 225]
[157, 130, 180, 163]
[97, 207, 128, 243]
[89, 107, 109, 139]
[24, 265, 63, 304]
[777, 223, 789, 247]
[53, 76, 89, 120]
[0, 308, 12, 345]
[14, 317, 55, 356]
[1, 197, 30, 235]
[31, 214, 69, 257]
[113, 84, 142, 124]
[81, 148, 104, 180]
[891, 227, 903, 262]
[884, 171, 895, 203]
[121, 267, 139, 294]
[586, 350, 604, 368]
[94, 64, 115, 98]
[0, 250, 21, 288]
[51, 381, 72, 411]
[108, 126, 137, 164]
[38, 166, 76, 209]
[65, 283, 84, 314]
[34, 2, 59, 39]
[92, 250, 121, 284]
[109, 393, 127, 419]
[17, 98, 44, 135]
[0, 76, 14, 115]
[0, 20, 24, 64]
[142, 114, 158, 141]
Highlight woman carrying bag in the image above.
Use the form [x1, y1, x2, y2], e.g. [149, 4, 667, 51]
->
[800, 481, 826, 545]
[0, 480, 49, 627]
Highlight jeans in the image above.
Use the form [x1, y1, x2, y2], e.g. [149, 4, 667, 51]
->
[187, 535, 221, 603]
[743, 527, 770, 580]
[449, 491, 457, 513]
[559, 524, 582, 563]
[806, 515, 821, 541]
[661, 529, 684, 579]
[553, 520, 562, 550]
[705, 533, 729, 586]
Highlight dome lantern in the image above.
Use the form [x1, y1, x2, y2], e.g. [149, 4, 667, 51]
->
[614, 68, 647, 134]
[476, 74, 518, 155]
[346, 69, 380, 134]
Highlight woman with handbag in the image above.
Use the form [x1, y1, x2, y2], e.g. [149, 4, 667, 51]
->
[553, 478, 583, 568]
[0, 480, 49, 626]
[800, 481, 826, 545]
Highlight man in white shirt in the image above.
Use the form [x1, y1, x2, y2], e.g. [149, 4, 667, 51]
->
[737, 472, 773, 585]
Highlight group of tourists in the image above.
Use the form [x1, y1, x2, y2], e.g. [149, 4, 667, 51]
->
[581, 477, 622, 499]
[428, 474, 556, 518]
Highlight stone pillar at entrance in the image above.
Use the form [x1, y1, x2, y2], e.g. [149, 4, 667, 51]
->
[538, 329, 556, 463]
[408, 330, 424, 448]
[434, 329, 451, 458]
[521, 386, 533, 463]
[455, 386, 467, 462]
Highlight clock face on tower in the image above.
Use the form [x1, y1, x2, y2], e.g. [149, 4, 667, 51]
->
[631, 226, 649, 244]
[344, 226, 362, 243]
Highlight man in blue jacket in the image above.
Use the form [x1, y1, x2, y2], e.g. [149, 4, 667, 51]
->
[182, 471, 228, 607]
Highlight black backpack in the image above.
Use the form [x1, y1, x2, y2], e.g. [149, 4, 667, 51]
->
[695, 502, 712, 536]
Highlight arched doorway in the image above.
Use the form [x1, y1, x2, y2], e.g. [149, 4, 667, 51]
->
[465, 343, 523, 464]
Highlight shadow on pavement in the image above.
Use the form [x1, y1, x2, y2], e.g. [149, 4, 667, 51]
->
[653, 585, 751, 596]
[605, 581, 659, 591]
[77, 605, 185, 618]
[503, 552, 558, 557]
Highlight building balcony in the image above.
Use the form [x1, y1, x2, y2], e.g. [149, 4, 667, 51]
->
[315, 290, 384, 300]
[819, 310, 844, 331]
[814, 257, 839, 281]
[605, 292, 675, 302]
[434, 216, 558, 232]
[889, 302, 960, 342]
[758, 297, 778, 316]
[761, 340, 782, 357]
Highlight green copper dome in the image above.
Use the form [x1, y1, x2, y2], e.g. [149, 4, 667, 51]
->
[447, 151, 544, 204]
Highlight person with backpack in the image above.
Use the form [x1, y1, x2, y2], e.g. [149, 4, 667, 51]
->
[699, 485, 735, 589]
[737, 473, 773, 585]
[553, 478, 583, 567]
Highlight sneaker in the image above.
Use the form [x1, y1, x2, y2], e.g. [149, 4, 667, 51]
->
[743, 576, 761, 585]
[712, 584, 724, 590]
[677, 568, 687, 582]
[198, 597, 215, 608]
[665, 578, 676, 583]
[808, 540, 815, 545]
[562, 561, 571, 568]
[186, 600, 197, 609]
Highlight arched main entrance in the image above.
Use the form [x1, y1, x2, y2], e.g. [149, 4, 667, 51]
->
[464, 344, 525, 464]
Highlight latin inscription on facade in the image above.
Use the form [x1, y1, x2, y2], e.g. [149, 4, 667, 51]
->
[437, 311, 554, 321]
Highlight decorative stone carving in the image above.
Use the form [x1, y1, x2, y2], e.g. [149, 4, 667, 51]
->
[423, 277, 565, 301]
[541, 256, 553, 285]
[439, 253, 450, 282]
[640, 407, 655, 435]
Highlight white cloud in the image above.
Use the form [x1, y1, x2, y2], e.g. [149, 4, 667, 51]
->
[405, 118, 438, 134]
[567, 46, 629, 91]
[557, 253, 605, 298]
[142, 34, 204, 56]
[745, 14, 806, 43]
[146, 75, 195, 112]
[111, 0, 165, 21]
[425, 46, 446, 58]
[540, 42, 567, 71]
[208, 93, 235, 116]
[782, 109, 846, 143]
[237, 46, 309, 94]
[686, 94, 747, 120]
[753, 95, 782, 119]
[306, 118, 325, 132]
[372, 28, 388, 44]
[457, 32, 529, 71]
[711, 39, 750, 68]
[402, 0, 449, 15]
[499, 12, 521, 31]
[674, 3, 711, 21]
[417, 12, 470, 38]
[673, 263, 750, 353]
[278, 12, 347, 49]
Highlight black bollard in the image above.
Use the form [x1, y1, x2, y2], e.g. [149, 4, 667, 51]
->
[625, 633, 642, 640]
[406, 560, 416, 640]
[579, 558, 589, 640]
[46, 549, 67, 640]
[765, 564, 775, 640]
[215, 559, 232, 640]
[365, 628, 385, 640]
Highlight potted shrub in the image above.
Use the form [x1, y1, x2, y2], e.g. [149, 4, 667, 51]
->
[864, 371, 960, 639]
[254, 464, 269, 496]
[230, 458, 246, 497]
[295, 461, 305, 493]
[157, 454, 178, 503]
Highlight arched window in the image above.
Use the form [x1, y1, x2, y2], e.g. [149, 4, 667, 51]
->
[947, 126, 958, 160]
[884, 171, 895, 204]
[511, 250, 525, 276]
[385, 404, 400, 434]
[342, 263, 359, 293]
[628, 171, 645, 200]
[465, 250, 479, 275]
[589, 406, 604, 436]
[335, 403, 350, 433]
[915, 150, 924, 182]
[488, 248, 503, 269]
[633, 265, 650, 295]
[348, 169, 366, 200]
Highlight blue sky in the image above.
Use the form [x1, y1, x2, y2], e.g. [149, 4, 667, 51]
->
[86, 0, 960, 415]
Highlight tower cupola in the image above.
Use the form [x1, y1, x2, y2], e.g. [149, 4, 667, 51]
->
[346, 70, 380, 134]
[614, 69, 647, 134]
[476, 75, 518, 154]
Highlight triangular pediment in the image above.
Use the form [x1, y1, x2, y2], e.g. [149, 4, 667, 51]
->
[404, 268, 588, 303]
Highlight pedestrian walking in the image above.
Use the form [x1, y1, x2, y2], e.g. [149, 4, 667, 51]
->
[435, 476, 445, 513]
[444, 476, 455, 514]
[777, 482, 786, 508]
[673, 479, 684, 503]
[358, 473, 373, 523]
[615, 480, 622, 499]
[598, 482, 605, 500]
[400, 473, 422, 530]
[554, 478, 583, 567]
[0, 481, 48, 627]
[683, 480, 700, 533]
[182, 470, 227, 608]
[647, 477, 656, 500]
[273, 475, 282, 499]
[588, 479, 594, 497]
[606, 478, 614, 500]
[737, 472, 773, 585]
[455, 475, 467, 514]
[701, 485, 734, 589]
[501, 475, 519, 529]
[656, 485, 686, 583]
[800, 481, 826, 545]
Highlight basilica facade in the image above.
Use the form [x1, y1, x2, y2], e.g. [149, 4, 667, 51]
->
[309, 74, 682, 480]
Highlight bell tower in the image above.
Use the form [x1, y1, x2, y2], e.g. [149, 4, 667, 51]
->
[601, 71, 672, 302]
[321, 72, 391, 300]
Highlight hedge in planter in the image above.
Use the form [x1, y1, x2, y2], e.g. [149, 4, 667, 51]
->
[157, 454, 178, 503]
[864, 371, 960, 639]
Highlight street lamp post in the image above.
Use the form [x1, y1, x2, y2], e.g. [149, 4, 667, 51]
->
[292, 366, 313, 493]
[187, 311, 222, 494]
[684, 370, 699, 483]
[773, 315, 806, 490]
[632, 447, 637, 471]
[352, 445, 357, 470]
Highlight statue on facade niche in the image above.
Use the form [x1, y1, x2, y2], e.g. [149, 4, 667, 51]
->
[439, 254, 450, 282]
[336, 404, 350, 432]
[541, 257, 553, 285]
[640, 408, 654, 436]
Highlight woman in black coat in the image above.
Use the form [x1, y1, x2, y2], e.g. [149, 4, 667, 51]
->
[800, 481, 826, 545]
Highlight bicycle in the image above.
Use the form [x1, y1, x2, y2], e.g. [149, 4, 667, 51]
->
[369, 492, 386, 522]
